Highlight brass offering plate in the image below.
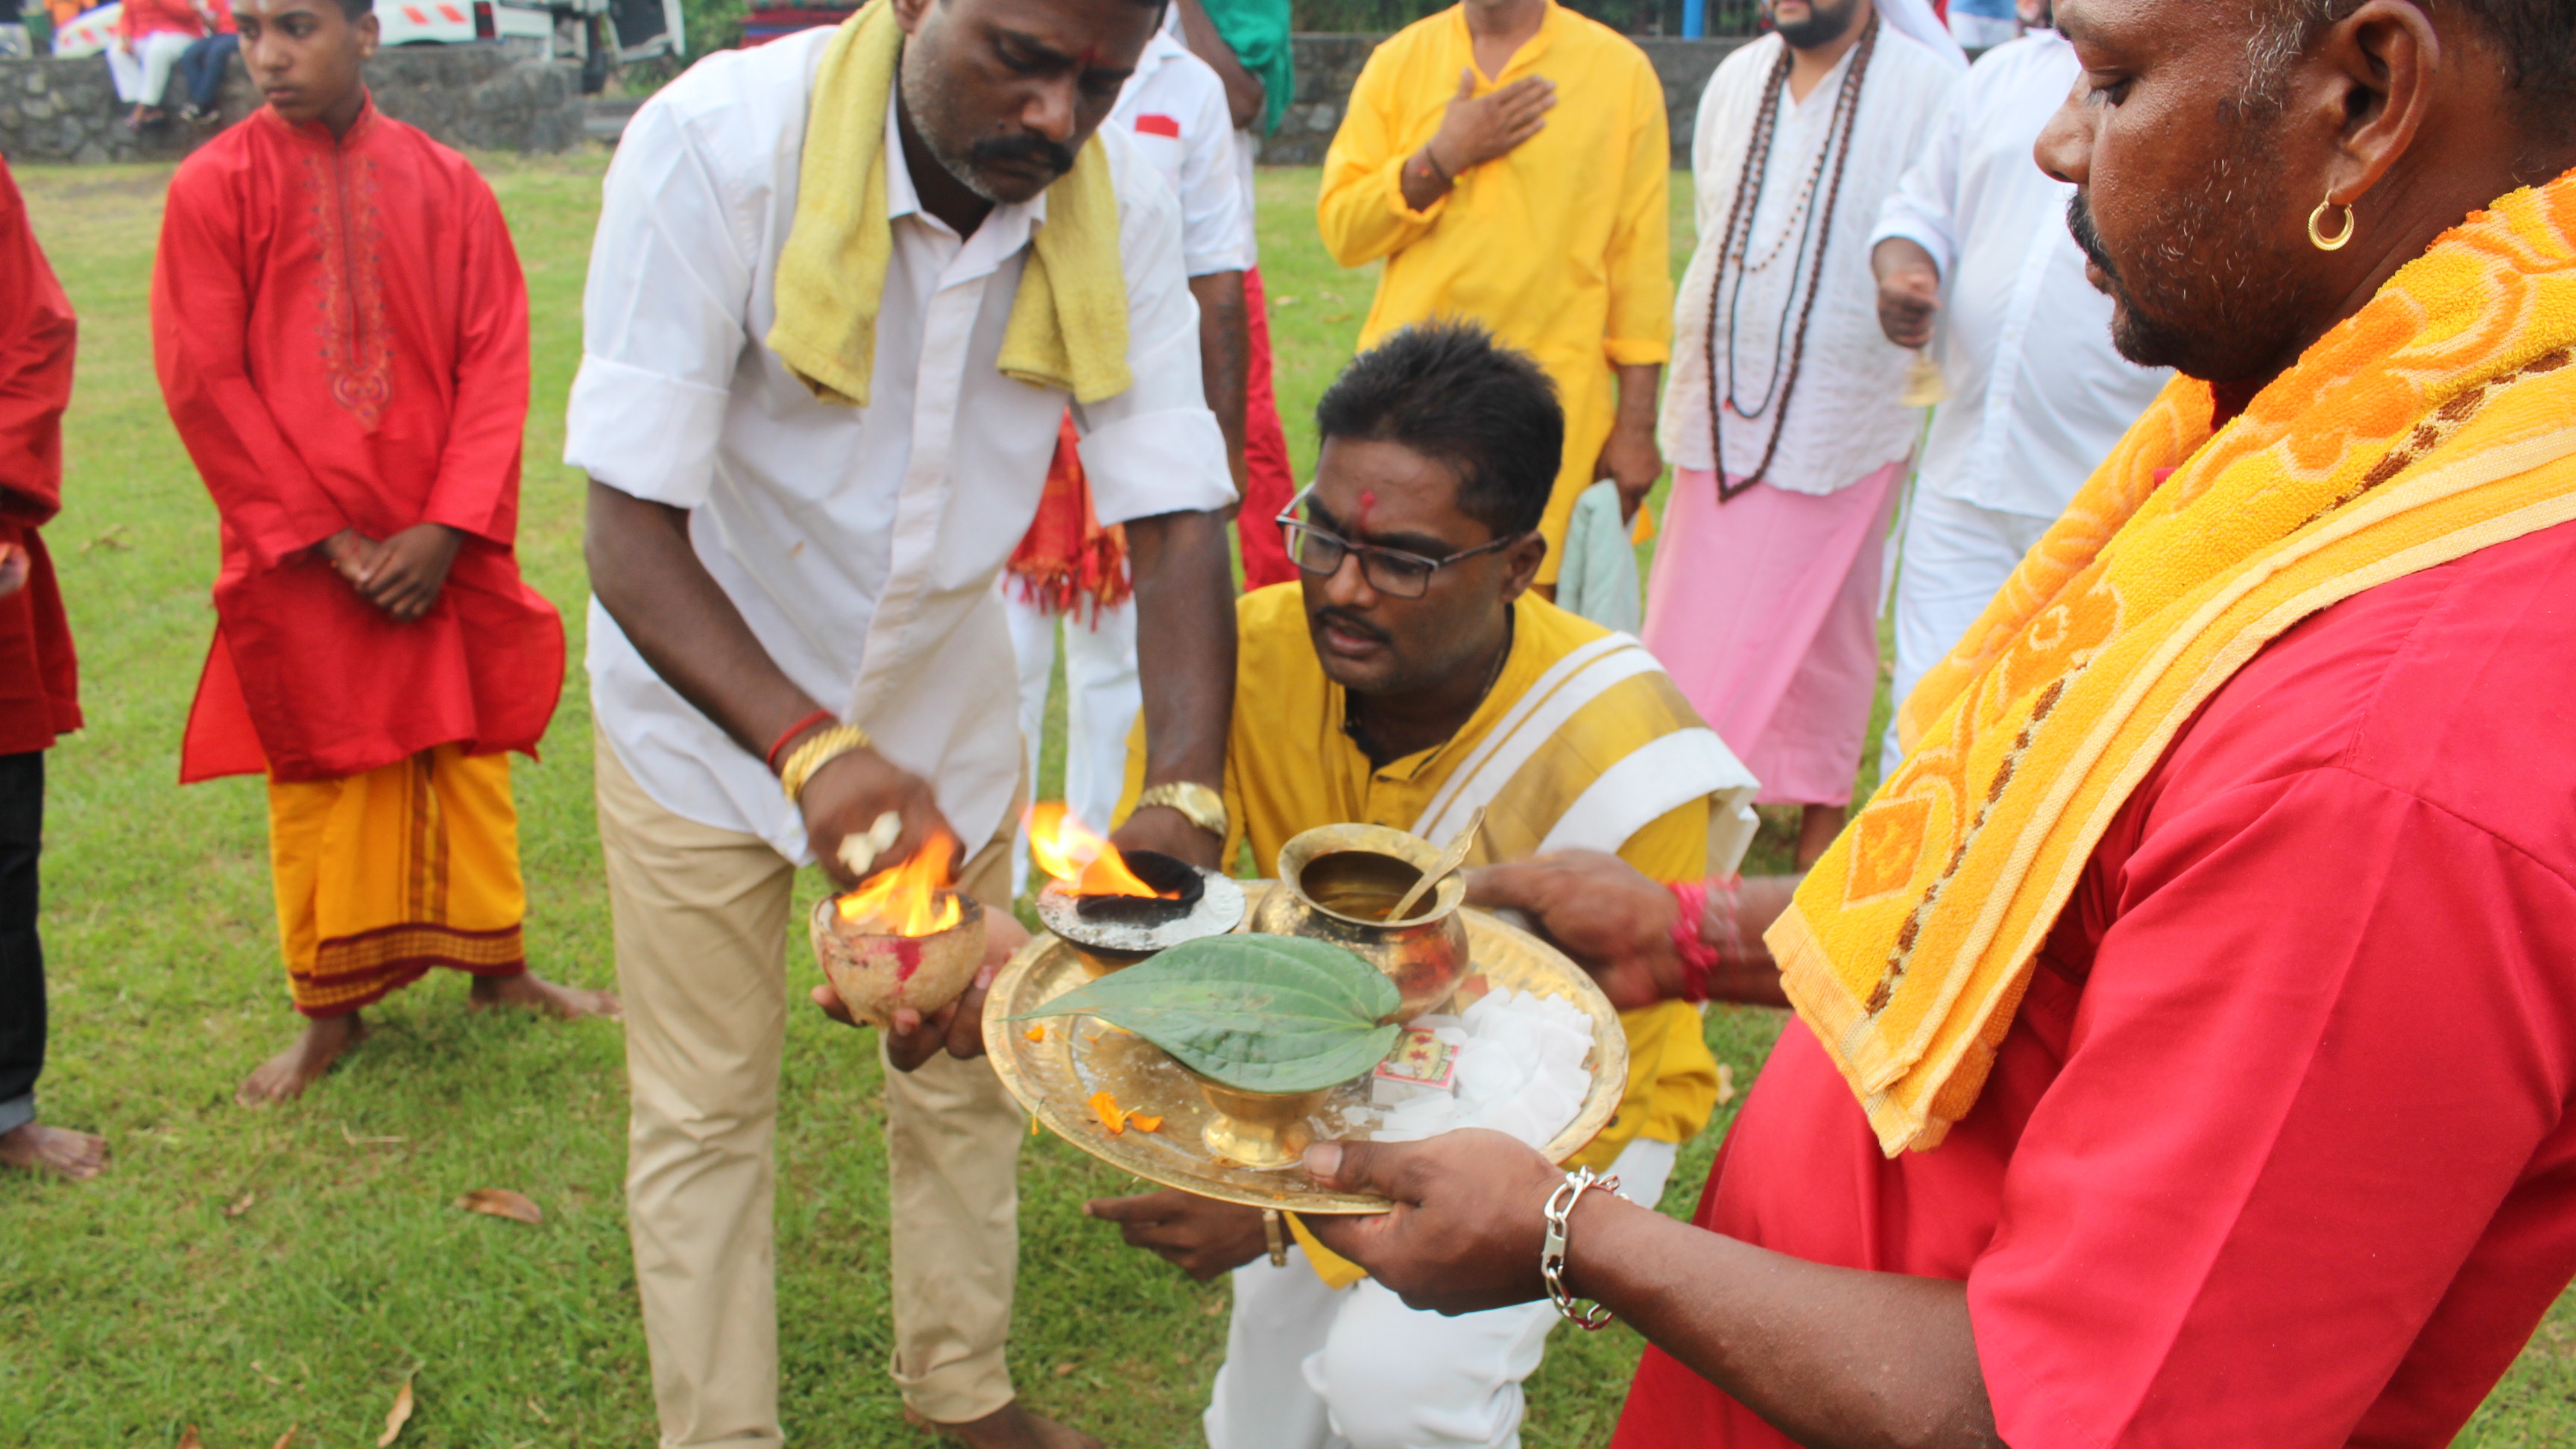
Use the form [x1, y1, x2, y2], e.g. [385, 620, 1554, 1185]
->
[982, 883, 1629, 1213]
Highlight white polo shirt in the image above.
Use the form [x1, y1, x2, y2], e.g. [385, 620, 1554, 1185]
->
[1113, 30, 1251, 278]
[565, 27, 1236, 863]
[1869, 31, 2171, 520]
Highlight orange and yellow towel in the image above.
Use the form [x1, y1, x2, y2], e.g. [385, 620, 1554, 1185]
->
[1775, 170, 2576, 1155]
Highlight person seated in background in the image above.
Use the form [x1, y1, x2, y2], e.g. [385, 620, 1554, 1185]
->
[107, 0, 203, 128]
[1090, 321, 1754, 1449]
[1280, 1, 2576, 1444]
[176, 0, 239, 124]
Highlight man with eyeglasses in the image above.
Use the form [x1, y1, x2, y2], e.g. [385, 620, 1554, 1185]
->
[1089, 322, 1756, 1449]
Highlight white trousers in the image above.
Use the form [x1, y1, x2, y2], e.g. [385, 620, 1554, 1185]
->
[1205, 1137, 1681, 1449]
[1006, 590, 1140, 893]
[1881, 490, 2056, 777]
[107, 31, 192, 104]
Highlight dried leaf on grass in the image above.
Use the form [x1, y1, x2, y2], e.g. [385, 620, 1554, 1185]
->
[377, 1377, 414, 1447]
[1715, 1062, 1737, 1108]
[271, 1425, 299, 1449]
[177, 1428, 203, 1449]
[341, 1125, 406, 1147]
[455, 1188, 542, 1225]
[82, 524, 133, 553]
[223, 1192, 256, 1219]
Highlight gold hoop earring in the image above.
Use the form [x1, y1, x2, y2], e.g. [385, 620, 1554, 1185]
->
[2308, 190, 2355, 251]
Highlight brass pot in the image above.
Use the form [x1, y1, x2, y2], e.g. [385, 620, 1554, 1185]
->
[1246, 823, 1468, 1023]
[1188, 1070, 1328, 1171]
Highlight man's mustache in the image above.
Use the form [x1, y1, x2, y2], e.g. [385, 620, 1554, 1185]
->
[970, 132, 1076, 178]
[2065, 191, 2121, 288]
[1314, 607, 1389, 645]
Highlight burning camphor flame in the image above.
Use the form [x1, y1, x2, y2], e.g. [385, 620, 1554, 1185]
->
[835, 833, 964, 935]
[1026, 802, 1161, 897]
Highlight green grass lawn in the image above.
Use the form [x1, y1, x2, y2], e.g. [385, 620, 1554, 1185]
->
[2, 156, 2570, 1448]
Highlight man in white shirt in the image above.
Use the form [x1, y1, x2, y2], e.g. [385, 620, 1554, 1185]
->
[1867, 3, 2169, 774]
[565, 0, 1238, 1442]
[1005, 23, 1247, 874]
[1642, 0, 1960, 867]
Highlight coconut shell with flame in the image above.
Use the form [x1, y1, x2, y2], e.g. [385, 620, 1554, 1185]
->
[810, 837, 987, 1029]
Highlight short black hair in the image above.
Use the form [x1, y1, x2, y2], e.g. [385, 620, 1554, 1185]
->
[338, 0, 373, 18]
[1313, 321, 1563, 539]
[2254, 0, 2576, 148]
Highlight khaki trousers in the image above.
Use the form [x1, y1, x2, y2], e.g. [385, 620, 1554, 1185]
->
[596, 732, 1027, 1445]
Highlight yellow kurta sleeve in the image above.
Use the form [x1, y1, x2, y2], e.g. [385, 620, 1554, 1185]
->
[1603, 57, 1674, 368]
[1316, 37, 1450, 268]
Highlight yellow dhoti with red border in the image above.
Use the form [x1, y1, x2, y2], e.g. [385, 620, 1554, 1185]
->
[267, 743, 528, 1017]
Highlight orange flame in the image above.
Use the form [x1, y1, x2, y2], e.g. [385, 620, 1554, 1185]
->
[1026, 802, 1161, 897]
[835, 833, 965, 936]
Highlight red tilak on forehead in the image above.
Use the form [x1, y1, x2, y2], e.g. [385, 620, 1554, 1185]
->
[1076, 43, 1104, 66]
[1352, 490, 1377, 532]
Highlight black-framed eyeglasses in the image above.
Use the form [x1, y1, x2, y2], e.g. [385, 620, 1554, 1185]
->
[1273, 484, 1526, 600]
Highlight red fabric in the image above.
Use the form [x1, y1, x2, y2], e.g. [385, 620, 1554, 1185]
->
[0, 160, 81, 757]
[1614, 518, 2576, 1448]
[206, 0, 236, 36]
[153, 98, 563, 784]
[1006, 413, 1132, 620]
[1237, 264, 1298, 589]
[1132, 113, 1181, 139]
[118, 0, 203, 41]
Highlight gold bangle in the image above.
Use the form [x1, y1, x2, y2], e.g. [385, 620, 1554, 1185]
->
[779, 724, 871, 804]
[1263, 1208, 1288, 1267]
[1134, 780, 1228, 839]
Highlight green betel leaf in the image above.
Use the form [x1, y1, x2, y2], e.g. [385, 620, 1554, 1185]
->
[1011, 934, 1402, 1093]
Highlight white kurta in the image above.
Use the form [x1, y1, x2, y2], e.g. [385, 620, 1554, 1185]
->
[1114, 29, 1251, 278]
[1867, 30, 2171, 520]
[1659, 28, 1959, 493]
[566, 28, 1236, 863]
[1866, 31, 2171, 775]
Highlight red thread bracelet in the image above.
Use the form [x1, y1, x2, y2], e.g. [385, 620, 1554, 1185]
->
[1667, 880, 1717, 1003]
[765, 707, 838, 773]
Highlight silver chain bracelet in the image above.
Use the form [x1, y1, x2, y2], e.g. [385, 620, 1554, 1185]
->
[1541, 1167, 1621, 1330]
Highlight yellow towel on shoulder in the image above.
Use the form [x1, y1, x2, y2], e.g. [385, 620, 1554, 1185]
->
[766, 0, 1131, 408]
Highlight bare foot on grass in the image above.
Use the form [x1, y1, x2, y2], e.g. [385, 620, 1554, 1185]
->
[237, 1013, 364, 1107]
[906, 1402, 1102, 1449]
[469, 971, 620, 1020]
[0, 1120, 110, 1179]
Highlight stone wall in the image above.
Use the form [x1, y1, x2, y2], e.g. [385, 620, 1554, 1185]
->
[0, 43, 586, 164]
[1263, 32, 1751, 167]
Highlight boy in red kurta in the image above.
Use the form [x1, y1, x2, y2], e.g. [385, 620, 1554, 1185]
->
[151, 0, 613, 1108]
[0, 157, 106, 1181]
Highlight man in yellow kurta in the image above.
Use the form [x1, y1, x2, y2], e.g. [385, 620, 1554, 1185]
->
[1316, 0, 1670, 601]
[1090, 323, 1754, 1449]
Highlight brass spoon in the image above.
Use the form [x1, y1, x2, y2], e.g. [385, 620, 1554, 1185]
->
[1389, 805, 1485, 923]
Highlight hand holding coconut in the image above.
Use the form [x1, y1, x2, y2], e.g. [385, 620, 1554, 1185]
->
[808, 840, 1031, 1072]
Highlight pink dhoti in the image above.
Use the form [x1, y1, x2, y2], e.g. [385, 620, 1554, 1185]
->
[1639, 461, 1904, 806]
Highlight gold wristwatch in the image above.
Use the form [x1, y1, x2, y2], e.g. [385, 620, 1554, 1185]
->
[1134, 780, 1227, 840]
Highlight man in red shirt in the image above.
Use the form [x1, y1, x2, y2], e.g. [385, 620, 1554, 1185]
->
[152, 0, 613, 1108]
[1291, 2, 2576, 1445]
[0, 159, 104, 1181]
